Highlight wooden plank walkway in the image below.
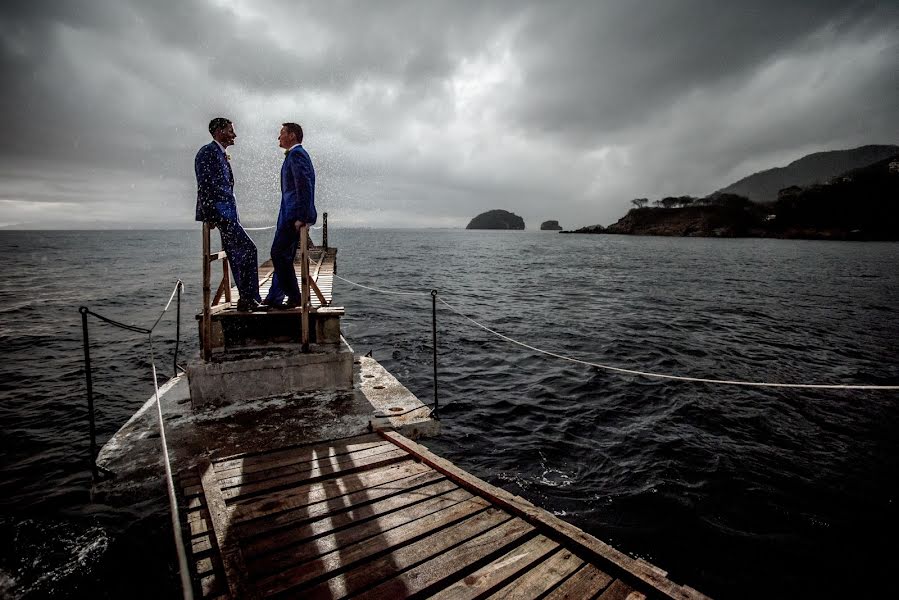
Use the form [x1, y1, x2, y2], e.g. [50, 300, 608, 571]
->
[178, 431, 709, 600]
[215, 247, 336, 315]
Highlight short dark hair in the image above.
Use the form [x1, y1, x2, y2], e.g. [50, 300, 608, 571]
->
[208, 117, 232, 135]
[282, 122, 304, 144]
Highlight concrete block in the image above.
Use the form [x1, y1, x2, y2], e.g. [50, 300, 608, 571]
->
[187, 339, 354, 408]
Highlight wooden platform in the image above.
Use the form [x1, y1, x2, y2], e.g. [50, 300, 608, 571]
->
[213, 247, 337, 316]
[179, 431, 708, 600]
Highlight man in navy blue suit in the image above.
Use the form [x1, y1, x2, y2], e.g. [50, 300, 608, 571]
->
[195, 117, 265, 312]
[264, 122, 317, 309]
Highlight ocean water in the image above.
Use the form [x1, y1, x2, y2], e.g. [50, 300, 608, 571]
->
[0, 228, 897, 599]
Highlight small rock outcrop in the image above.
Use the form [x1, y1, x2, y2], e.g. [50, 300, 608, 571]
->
[540, 220, 563, 230]
[562, 224, 605, 234]
[466, 209, 525, 230]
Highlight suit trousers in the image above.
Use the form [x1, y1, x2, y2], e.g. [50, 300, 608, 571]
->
[266, 222, 302, 303]
[217, 219, 261, 302]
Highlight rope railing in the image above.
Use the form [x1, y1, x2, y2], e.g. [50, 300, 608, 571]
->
[334, 274, 431, 296]
[243, 224, 324, 231]
[335, 274, 899, 392]
[79, 279, 193, 600]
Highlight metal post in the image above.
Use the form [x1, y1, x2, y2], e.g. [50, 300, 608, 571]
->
[322, 212, 328, 250]
[431, 290, 439, 420]
[174, 281, 181, 378]
[201, 223, 212, 361]
[80, 307, 99, 480]
[300, 225, 311, 352]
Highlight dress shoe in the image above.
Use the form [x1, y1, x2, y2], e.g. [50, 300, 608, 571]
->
[270, 297, 301, 310]
[236, 298, 268, 312]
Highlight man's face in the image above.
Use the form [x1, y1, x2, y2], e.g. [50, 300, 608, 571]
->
[218, 123, 237, 147]
[278, 126, 295, 150]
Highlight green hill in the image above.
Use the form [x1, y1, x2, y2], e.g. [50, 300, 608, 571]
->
[715, 144, 899, 203]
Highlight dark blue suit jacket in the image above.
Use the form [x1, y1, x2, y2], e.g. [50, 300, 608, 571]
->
[195, 141, 238, 223]
[278, 145, 316, 229]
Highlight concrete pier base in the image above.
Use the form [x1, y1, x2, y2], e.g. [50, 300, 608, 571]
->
[93, 352, 437, 504]
[186, 338, 354, 408]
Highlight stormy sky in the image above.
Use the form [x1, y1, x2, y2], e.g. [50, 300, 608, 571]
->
[0, 1, 896, 229]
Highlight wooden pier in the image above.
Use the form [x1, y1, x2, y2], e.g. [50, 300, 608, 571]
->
[200, 222, 343, 357]
[179, 430, 708, 600]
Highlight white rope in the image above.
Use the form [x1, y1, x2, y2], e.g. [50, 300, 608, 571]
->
[148, 334, 194, 600]
[335, 274, 432, 296]
[244, 224, 324, 231]
[436, 298, 899, 391]
[333, 274, 898, 390]
[148, 280, 183, 331]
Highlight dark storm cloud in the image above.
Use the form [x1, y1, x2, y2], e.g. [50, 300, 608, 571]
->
[504, 1, 892, 141]
[0, 0, 896, 228]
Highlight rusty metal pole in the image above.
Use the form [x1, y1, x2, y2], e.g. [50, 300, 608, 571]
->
[79, 307, 99, 480]
[174, 281, 182, 378]
[322, 212, 328, 250]
[431, 290, 439, 420]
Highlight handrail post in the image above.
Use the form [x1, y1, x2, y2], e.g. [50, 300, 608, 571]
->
[322, 212, 328, 250]
[80, 307, 99, 480]
[431, 290, 440, 420]
[300, 225, 310, 352]
[174, 281, 182, 378]
[222, 257, 232, 303]
[201, 223, 212, 361]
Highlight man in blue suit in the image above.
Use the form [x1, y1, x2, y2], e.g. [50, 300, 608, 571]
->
[264, 122, 317, 309]
[195, 117, 265, 312]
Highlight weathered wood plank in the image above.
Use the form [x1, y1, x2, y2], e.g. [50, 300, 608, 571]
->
[484, 547, 584, 599]
[257, 499, 496, 598]
[245, 482, 472, 579]
[354, 518, 537, 600]
[236, 468, 445, 539]
[221, 448, 409, 502]
[242, 477, 460, 554]
[199, 573, 222, 599]
[231, 460, 431, 523]
[198, 460, 257, 600]
[191, 535, 213, 555]
[196, 557, 214, 576]
[543, 563, 615, 600]
[216, 442, 399, 488]
[377, 431, 708, 600]
[188, 513, 210, 537]
[597, 579, 647, 600]
[427, 534, 559, 600]
[214, 432, 383, 472]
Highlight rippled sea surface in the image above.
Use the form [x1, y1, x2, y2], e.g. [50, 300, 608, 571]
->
[1, 229, 897, 599]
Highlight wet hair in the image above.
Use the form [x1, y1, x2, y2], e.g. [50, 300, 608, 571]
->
[282, 122, 304, 144]
[208, 117, 232, 135]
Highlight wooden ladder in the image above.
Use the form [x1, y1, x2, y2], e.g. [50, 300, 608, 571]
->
[201, 222, 231, 361]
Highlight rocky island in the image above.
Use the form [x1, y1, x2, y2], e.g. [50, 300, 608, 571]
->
[466, 209, 525, 230]
[540, 220, 563, 230]
[565, 146, 899, 241]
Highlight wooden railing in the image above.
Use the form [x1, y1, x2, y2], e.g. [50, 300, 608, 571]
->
[201, 222, 231, 360]
[201, 214, 330, 360]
